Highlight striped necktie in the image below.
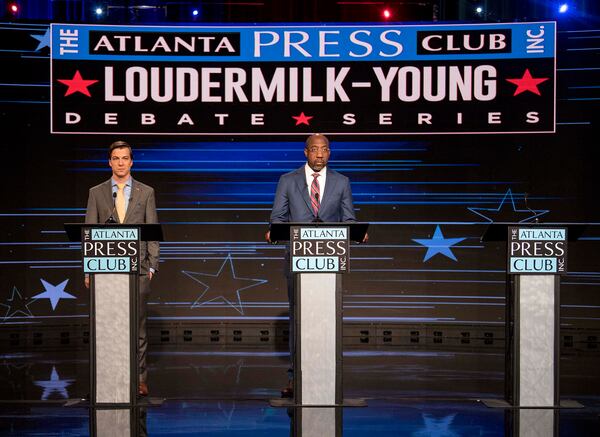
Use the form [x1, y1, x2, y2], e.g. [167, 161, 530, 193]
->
[310, 173, 320, 217]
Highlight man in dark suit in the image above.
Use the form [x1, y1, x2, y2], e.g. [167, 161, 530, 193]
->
[84, 140, 159, 397]
[267, 134, 366, 397]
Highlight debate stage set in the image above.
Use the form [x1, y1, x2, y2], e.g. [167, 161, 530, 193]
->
[2, 1, 600, 436]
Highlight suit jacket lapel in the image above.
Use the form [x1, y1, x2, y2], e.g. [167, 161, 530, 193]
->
[320, 168, 338, 216]
[123, 177, 140, 224]
[102, 179, 115, 222]
[293, 167, 313, 216]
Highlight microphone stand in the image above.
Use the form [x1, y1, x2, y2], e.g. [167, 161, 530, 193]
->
[106, 191, 118, 224]
[524, 192, 540, 224]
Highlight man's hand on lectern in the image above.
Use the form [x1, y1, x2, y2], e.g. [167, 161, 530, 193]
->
[362, 232, 369, 243]
[265, 230, 271, 243]
[84, 276, 90, 289]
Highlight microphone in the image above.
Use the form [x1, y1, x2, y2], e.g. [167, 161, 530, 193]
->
[106, 192, 118, 224]
[524, 192, 540, 223]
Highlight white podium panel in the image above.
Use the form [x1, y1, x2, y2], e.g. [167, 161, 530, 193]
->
[95, 408, 131, 437]
[93, 274, 134, 405]
[518, 409, 557, 437]
[517, 275, 556, 407]
[297, 273, 340, 406]
[297, 408, 341, 437]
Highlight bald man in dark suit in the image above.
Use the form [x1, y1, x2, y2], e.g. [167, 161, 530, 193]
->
[267, 134, 366, 397]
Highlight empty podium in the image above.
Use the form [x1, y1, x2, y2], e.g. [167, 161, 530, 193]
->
[269, 222, 368, 408]
[482, 222, 585, 409]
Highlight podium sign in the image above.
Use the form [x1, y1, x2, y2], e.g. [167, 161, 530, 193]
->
[508, 227, 567, 275]
[290, 226, 349, 273]
[82, 227, 140, 274]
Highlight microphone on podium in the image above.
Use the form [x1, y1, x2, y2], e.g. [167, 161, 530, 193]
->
[106, 192, 118, 224]
[524, 192, 540, 223]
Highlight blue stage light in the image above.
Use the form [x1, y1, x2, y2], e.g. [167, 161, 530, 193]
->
[559, 3, 569, 13]
[475, 6, 483, 14]
[95, 7, 103, 16]
[192, 9, 199, 17]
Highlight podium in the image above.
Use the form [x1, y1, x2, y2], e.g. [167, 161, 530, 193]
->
[269, 222, 368, 407]
[65, 223, 163, 408]
[481, 222, 585, 409]
[291, 407, 343, 436]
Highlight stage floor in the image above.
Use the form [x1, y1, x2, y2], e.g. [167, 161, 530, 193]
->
[2, 399, 600, 436]
[1, 347, 599, 435]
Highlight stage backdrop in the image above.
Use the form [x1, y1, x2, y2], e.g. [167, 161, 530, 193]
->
[0, 21, 598, 355]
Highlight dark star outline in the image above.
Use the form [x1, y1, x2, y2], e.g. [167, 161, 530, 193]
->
[183, 255, 267, 315]
[1, 286, 35, 321]
[468, 188, 549, 223]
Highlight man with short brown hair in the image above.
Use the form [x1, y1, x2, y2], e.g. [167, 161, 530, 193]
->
[85, 140, 159, 397]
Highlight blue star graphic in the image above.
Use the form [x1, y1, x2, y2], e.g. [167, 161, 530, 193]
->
[30, 28, 50, 51]
[32, 279, 76, 311]
[34, 366, 73, 400]
[413, 225, 466, 262]
[1, 286, 35, 321]
[468, 189, 548, 223]
[183, 255, 267, 315]
[414, 413, 459, 437]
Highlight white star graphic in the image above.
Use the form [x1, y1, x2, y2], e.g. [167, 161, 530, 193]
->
[183, 255, 267, 315]
[32, 279, 76, 311]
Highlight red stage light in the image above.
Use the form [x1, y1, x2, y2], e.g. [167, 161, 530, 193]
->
[8, 3, 19, 14]
[382, 9, 391, 19]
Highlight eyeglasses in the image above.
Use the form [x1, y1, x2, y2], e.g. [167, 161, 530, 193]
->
[307, 147, 330, 154]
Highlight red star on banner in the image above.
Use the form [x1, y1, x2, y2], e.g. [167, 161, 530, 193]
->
[57, 70, 99, 97]
[292, 112, 313, 126]
[506, 69, 549, 96]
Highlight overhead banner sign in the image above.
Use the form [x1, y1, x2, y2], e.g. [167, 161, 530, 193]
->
[50, 22, 556, 135]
